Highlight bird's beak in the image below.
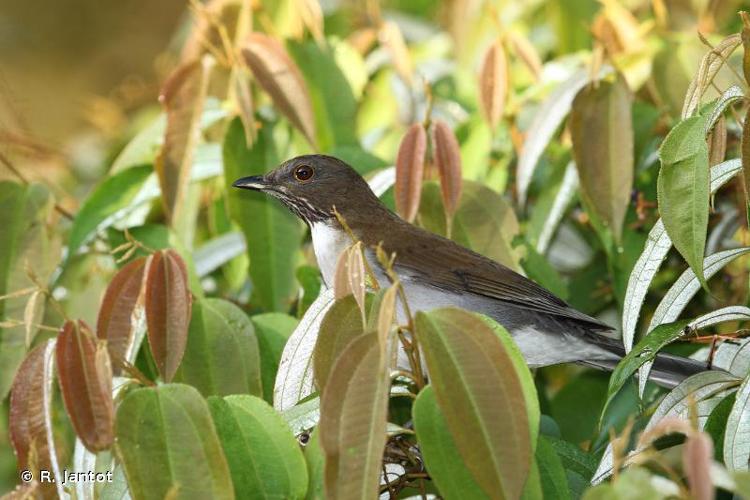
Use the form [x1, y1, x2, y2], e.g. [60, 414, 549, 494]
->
[232, 175, 268, 191]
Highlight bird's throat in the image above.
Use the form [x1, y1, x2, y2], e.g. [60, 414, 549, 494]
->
[309, 222, 354, 287]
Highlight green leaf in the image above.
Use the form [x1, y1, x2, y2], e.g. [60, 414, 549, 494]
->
[295, 266, 322, 318]
[413, 385, 489, 500]
[66, 165, 153, 260]
[223, 117, 303, 311]
[657, 115, 710, 285]
[287, 40, 359, 151]
[312, 295, 369, 390]
[303, 429, 325, 500]
[705, 392, 736, 461]
[414, 308, 535, 499]
[419, 180, 522, 271]
[534, 436, 571, 500]
[546, 436, 597, 497]
[208, 394, 308, 499]
[115, 384, 233, 500]
[550, 371, 608, 444]
[319, 332, 391, 499]
[570, 73, 633, 244]
[252, 313, 298, 404]
[605, 319, 691, 411]
[177, 298, 262, 398]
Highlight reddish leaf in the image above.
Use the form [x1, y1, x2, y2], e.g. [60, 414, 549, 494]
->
[478, 39, 509, 130]
[319, 332, 391, 499]
[56, 320, 114, 452]
[431, 120, 463, 219]
[395, 123, 427, 222]
[241, 33, 316, 147]
[145, 250, 192, 382]
[9, 340, 62, 497]
[97, 257, 147, 374]
[156, 57, 214, 226]
[683, 431, 714, 500]
[332, 242, 366, 319]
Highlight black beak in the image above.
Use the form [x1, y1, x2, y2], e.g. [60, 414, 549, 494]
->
[232, 175, 268, 191]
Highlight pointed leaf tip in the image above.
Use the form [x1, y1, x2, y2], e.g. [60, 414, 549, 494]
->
[395, 123, 427, 222]
[241, 33, 317, 147]
[145, 250, 192, 382]
[56, 320, 114, 452]
[431, 120, 463, 219]
[478, 39, 509, 130]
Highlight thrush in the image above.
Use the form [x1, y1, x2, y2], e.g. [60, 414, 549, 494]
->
[233, 154, 707, 387]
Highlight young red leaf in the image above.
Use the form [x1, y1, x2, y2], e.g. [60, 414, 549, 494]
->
[155, 56, 214, 227]
[145, 250, 192, 382]
[241, 33, 317, 147]
[56, 320, 114, 452]
[97, 257, 147, 374]
[478, 39, 509, 130]
[395, 123, 427, 222]
[431, 120, 463, 219]
[9, 340, 62, 497]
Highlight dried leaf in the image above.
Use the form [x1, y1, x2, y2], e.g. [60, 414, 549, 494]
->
[155, 56, 214, 227]
[708, 115, 727, 166]
[741, 11, 750, 86]
[298, 0, 324, 43]
[683, 431, 715, 500]
[570, 73, 633, 243]
[431, 120, 463, 219]
[377, 285, 398, 349]
[56, 320, 114, 452]
[379, 21, 413, 85]
[319, 332, 392, 499]
[145, 250, 192, 382]
[23, 290, 42, 348]
[395, 123, 427, 222]
[332, 242, 366, 318]
[682, 34, 742, 118]
[181, 0, 251, 62]
[478, 39, 509, 129]
[230, 66, 256, 146]
[97, 257, 147, 374]
[241, 32, 316, 146]
[742, 105, 750, 227]
[9, 341, 64, 497]
[507, 32, 542, 80]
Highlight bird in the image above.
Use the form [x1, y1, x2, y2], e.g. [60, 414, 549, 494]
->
[233, 154, 709, 388]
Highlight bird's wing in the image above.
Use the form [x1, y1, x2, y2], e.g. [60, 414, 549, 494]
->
[386, 228, 612, 331]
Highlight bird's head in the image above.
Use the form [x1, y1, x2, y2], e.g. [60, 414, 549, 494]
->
[232, 154, 381, 225]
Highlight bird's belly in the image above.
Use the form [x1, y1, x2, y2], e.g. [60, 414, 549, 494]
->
[397, 279, 612, 367]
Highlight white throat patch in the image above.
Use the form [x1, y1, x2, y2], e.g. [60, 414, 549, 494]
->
[310, 222, 352, 287]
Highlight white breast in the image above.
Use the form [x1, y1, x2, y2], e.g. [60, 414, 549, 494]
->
[309, 222, 352, 287]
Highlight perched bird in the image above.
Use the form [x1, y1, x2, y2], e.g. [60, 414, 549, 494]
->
[234, 154, 708, 387]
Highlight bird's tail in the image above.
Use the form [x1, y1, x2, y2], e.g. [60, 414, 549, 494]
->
[581, 336, 712, 389]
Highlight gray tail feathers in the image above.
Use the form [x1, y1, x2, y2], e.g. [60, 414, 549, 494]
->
[581, 336, 712, 389]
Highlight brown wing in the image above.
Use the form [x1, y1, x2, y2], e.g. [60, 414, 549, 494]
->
[378, 223, 612, 331]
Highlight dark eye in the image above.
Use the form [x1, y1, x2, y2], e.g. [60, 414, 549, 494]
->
[294, 165, 314, 182]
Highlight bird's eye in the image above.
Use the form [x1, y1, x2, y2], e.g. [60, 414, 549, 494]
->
[294, 165, 314, 182]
